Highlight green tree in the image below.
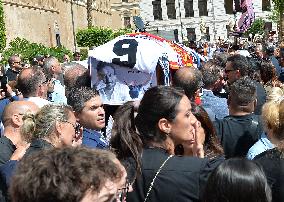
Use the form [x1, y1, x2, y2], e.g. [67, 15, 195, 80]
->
[272, 0, 284, 42]
[76, 27, 131, 48]
[245, 18, 265, 37]
[0, 1, 6, 52]
[0, 37, 72, 65]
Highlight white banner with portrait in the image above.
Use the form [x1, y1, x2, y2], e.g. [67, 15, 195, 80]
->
[89, 58, 157, 105]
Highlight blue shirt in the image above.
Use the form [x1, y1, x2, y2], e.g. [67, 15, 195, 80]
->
[48, 79, 67, 104]
[247, 132, 274, 160]
[82, 128, 108, 149]
[201, 89, 229, 121]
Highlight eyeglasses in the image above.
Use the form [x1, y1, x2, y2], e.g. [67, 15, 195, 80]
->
[13, 61, 21, 64]
[113, 180, 131, 202]
[224, 69, 236, 74]
[64, 121, 81, 135]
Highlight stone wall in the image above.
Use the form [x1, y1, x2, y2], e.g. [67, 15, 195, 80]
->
[2, 0, 113, 51]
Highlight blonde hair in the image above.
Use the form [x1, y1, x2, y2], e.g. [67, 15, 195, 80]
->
[266, 87, 284, 102]
[262, 87, 284, 149]
[21, 104, 73, 142]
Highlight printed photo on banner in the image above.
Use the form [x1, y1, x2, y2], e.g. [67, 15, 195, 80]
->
[90, 58, 157, 105]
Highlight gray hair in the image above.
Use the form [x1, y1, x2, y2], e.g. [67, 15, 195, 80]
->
[21, 104, 73, 142]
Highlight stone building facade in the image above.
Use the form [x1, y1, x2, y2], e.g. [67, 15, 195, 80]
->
[111, 0, 140, 29]
[139, 0, 274, 42]
[2, 0, 274, 51]
[2, 0, 114, 51]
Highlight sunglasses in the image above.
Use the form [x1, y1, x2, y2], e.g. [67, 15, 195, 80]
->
[65, 121, 81, 135]
[224, 69, 236, 74]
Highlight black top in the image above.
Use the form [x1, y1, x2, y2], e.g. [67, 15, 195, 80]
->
[254, 81, 267, 115]
[126, 148, 224, 202]
[254, 148, 284, 202]
[25, 139, 54, 157]
[4, 68, 19, 82]
[214, 114, 263, 158]
[0, 136, 16, 166]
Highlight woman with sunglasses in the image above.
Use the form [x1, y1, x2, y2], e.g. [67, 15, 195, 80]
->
[22, 104, 82, 155]
[0, 104, 82, 201]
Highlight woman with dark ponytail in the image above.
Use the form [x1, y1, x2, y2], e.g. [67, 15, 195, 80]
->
[111, 86, 224, 202]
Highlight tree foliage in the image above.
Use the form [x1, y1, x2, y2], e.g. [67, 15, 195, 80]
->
[76, 27, 132, 48]
[245, 18, 265, 36]
[272, 0, 284, 13]
[0, 38, 72, 64]
[272, 0, 284, 41]
[0, 1, 6, 52]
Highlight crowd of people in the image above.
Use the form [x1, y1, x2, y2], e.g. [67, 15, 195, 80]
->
[0, 40, 283, 202]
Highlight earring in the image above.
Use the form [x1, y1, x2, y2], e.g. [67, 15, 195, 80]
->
[58, 135, 62, 144]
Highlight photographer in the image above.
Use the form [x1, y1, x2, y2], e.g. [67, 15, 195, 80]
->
[0, 78, 21, 136]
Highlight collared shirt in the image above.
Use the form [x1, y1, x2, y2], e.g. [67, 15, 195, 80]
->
[247, 132, 274, 160]
[82, 128, 108, 149]
[201, 89, 229, 121]
[23, 97, 50, 108]
[48, 79, 67, 104]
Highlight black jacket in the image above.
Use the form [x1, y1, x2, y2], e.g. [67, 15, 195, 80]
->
[25, 139, 54, 157]
[127, 148, 224, 202]
[214, 114, 263, 158]
[254, 148, 284, 202]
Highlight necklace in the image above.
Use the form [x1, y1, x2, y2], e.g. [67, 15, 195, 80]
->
[143, 154, 173, 202]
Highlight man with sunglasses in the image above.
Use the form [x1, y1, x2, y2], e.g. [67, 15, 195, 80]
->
[5, 55, 23, 82]
[224, 54, 266, 115]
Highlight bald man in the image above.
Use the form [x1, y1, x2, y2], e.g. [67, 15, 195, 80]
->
[63, 62, 90, 92]
[172, 67, 203, 101]
[0, 101, 39, 166]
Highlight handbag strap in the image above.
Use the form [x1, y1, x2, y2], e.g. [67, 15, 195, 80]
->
[143, 155, 173, 202]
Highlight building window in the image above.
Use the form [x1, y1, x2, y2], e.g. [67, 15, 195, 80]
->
[152, 0, 162, 20]
[262, 0, 271, 11]
[122, 0, 128, 2]
[124, 17, 131, 28]
[187, 28, 196, 41]
[184, 0, 194, 17]
[166, 0, 176, 19]
[205, 27, 210, 41]
[198, 0, 208, 16]
[224, 0, 233, 14]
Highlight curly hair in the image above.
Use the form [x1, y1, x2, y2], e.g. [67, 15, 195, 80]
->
[10, 147, 123, 202]
[230, 76, 257, 106]
[67, 87, 99, 113]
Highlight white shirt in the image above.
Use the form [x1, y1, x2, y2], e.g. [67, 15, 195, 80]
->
[23, 97, 50, 108]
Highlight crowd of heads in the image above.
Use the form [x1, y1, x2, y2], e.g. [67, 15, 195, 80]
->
[0, 37, 284, 202]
